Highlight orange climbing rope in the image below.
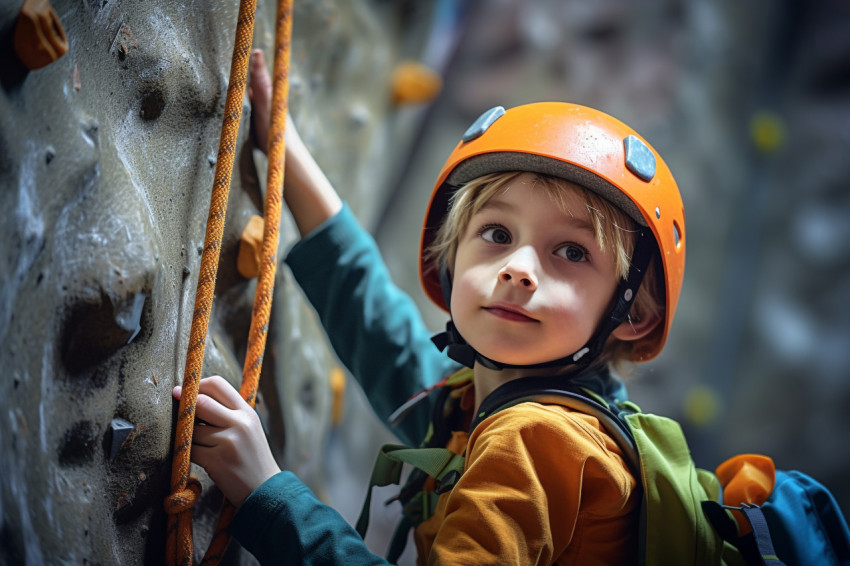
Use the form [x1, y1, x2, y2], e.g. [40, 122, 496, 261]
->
[200, 0, 293, 563]
[163, 0, 257, 561]
[164, 0, 292, 563]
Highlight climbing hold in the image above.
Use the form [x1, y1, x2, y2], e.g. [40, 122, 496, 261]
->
[237, 214, 265, 279]
[391, 61, 442, 106]
[115, 292, 145, 344]
[623, 135, 656, 182]
[71, 62, 81, 90]
[329, 367, 346, 427]
[750, 110, 785, 154]
[716, 454, 776, 534]
[108, 418, 135, 463]
[462, 106, 506, 142]
[682, 384, 721, 427]
[12, 0, 68, 70]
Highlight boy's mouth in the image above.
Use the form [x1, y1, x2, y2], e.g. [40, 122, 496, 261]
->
[482, 304, 538, 323]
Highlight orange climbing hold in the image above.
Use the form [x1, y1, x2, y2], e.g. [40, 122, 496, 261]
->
[716, 453, 776, 534]
[330, 367, 346, 427]
[13, 0, 68, 70]
[392, 61, 442, 105]
[238, 214, 265, 279]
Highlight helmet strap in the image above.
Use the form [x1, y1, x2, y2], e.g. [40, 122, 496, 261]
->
[431, 229, 655, 372]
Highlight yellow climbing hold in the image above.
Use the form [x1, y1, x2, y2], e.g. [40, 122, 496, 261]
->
[13, 0, 68, 70]
[392, 61, 442, 105]
[750, 110, 785, 154]
[237, 214, 265, 279]
[682, 384, 721, 427]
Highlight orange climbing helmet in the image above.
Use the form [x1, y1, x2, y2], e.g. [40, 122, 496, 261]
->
[419, 102, 685, 363]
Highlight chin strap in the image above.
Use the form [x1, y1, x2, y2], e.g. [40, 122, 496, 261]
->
[431, 229, 656, 371]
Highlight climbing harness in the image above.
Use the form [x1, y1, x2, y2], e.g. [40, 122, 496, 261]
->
[164, 0, 292, 564]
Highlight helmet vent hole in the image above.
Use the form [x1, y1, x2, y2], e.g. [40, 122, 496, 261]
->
[673, 220, 682, 248]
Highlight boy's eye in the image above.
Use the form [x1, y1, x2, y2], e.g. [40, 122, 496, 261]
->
[480, 226, 511, 244]
[555, 244, 588, 262]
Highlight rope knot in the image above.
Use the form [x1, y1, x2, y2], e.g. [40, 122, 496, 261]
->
[164, 476, 202, 516]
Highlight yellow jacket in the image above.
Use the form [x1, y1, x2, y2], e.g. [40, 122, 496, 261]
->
[414, 396, 639, 565]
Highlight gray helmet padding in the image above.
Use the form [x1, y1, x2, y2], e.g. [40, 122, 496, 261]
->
[445, 152, 648, 227]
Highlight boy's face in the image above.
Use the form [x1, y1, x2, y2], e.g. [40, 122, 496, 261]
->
[450, 173, 620, 366]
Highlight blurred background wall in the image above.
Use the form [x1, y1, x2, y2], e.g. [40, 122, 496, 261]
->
[368, 0, 850, 559]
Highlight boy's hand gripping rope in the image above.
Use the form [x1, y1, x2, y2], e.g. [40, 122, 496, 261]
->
[164, 0, 292, 564]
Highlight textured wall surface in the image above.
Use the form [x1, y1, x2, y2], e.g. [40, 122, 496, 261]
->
[0, 0, 438, 563]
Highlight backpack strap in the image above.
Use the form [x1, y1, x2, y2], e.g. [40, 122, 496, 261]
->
[741, 505, 785, 566]
[355, 444, 465, 540]
[356, 371, 474, 546]
[388, 369, 472, 428]
[702, 501, 786, 565]
[469, 375, 641, 475]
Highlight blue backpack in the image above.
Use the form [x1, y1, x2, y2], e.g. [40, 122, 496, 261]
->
[358, 372, 850, 565]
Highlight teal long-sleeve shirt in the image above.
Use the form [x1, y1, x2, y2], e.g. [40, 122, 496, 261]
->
[228, 204, 631, 564]
[283, 203, 458, 444]
[230, 204, 459, 564]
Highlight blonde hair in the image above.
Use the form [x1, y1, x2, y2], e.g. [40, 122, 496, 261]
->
[428, 171, 664, 369]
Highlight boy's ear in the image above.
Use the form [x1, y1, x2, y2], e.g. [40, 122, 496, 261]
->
[610, 312, 661, 342]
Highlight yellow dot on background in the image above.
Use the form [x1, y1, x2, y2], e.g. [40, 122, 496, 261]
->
[750, 111, 785, 154]
[682, 384, 722, 427]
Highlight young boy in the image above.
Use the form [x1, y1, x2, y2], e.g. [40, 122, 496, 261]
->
[173, 50, 685, 564]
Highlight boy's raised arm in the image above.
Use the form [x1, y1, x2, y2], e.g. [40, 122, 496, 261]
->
[249, 49, 342, 238]
[249, 49, 459, 443]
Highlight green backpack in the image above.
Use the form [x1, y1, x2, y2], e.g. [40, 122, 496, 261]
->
[356, 373, 850, 566]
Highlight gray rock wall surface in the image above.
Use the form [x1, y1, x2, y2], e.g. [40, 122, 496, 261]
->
[0, 0, 438, 563]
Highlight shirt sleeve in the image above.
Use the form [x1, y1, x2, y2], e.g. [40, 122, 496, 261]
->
[427, 403, 637, 565]
[230, 471, 390, 566]
[284, 204, 460, 445]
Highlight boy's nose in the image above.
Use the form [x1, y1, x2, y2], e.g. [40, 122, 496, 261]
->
[498, 249, 538, 290]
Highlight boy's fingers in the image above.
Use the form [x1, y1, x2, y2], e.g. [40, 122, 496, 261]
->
[250, 48, 265, 68]
[190, 423, 220, 448]
[188, 443, 215, 471]
[249, 48, 272, 153]
[250, 49, 271, 94]
[172, 377, 245, 427]
[192, 393, 235, 428]
[197, 375, 246, 411]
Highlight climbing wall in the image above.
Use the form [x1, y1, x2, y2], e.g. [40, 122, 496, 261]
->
[0, 0, 442, 563]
